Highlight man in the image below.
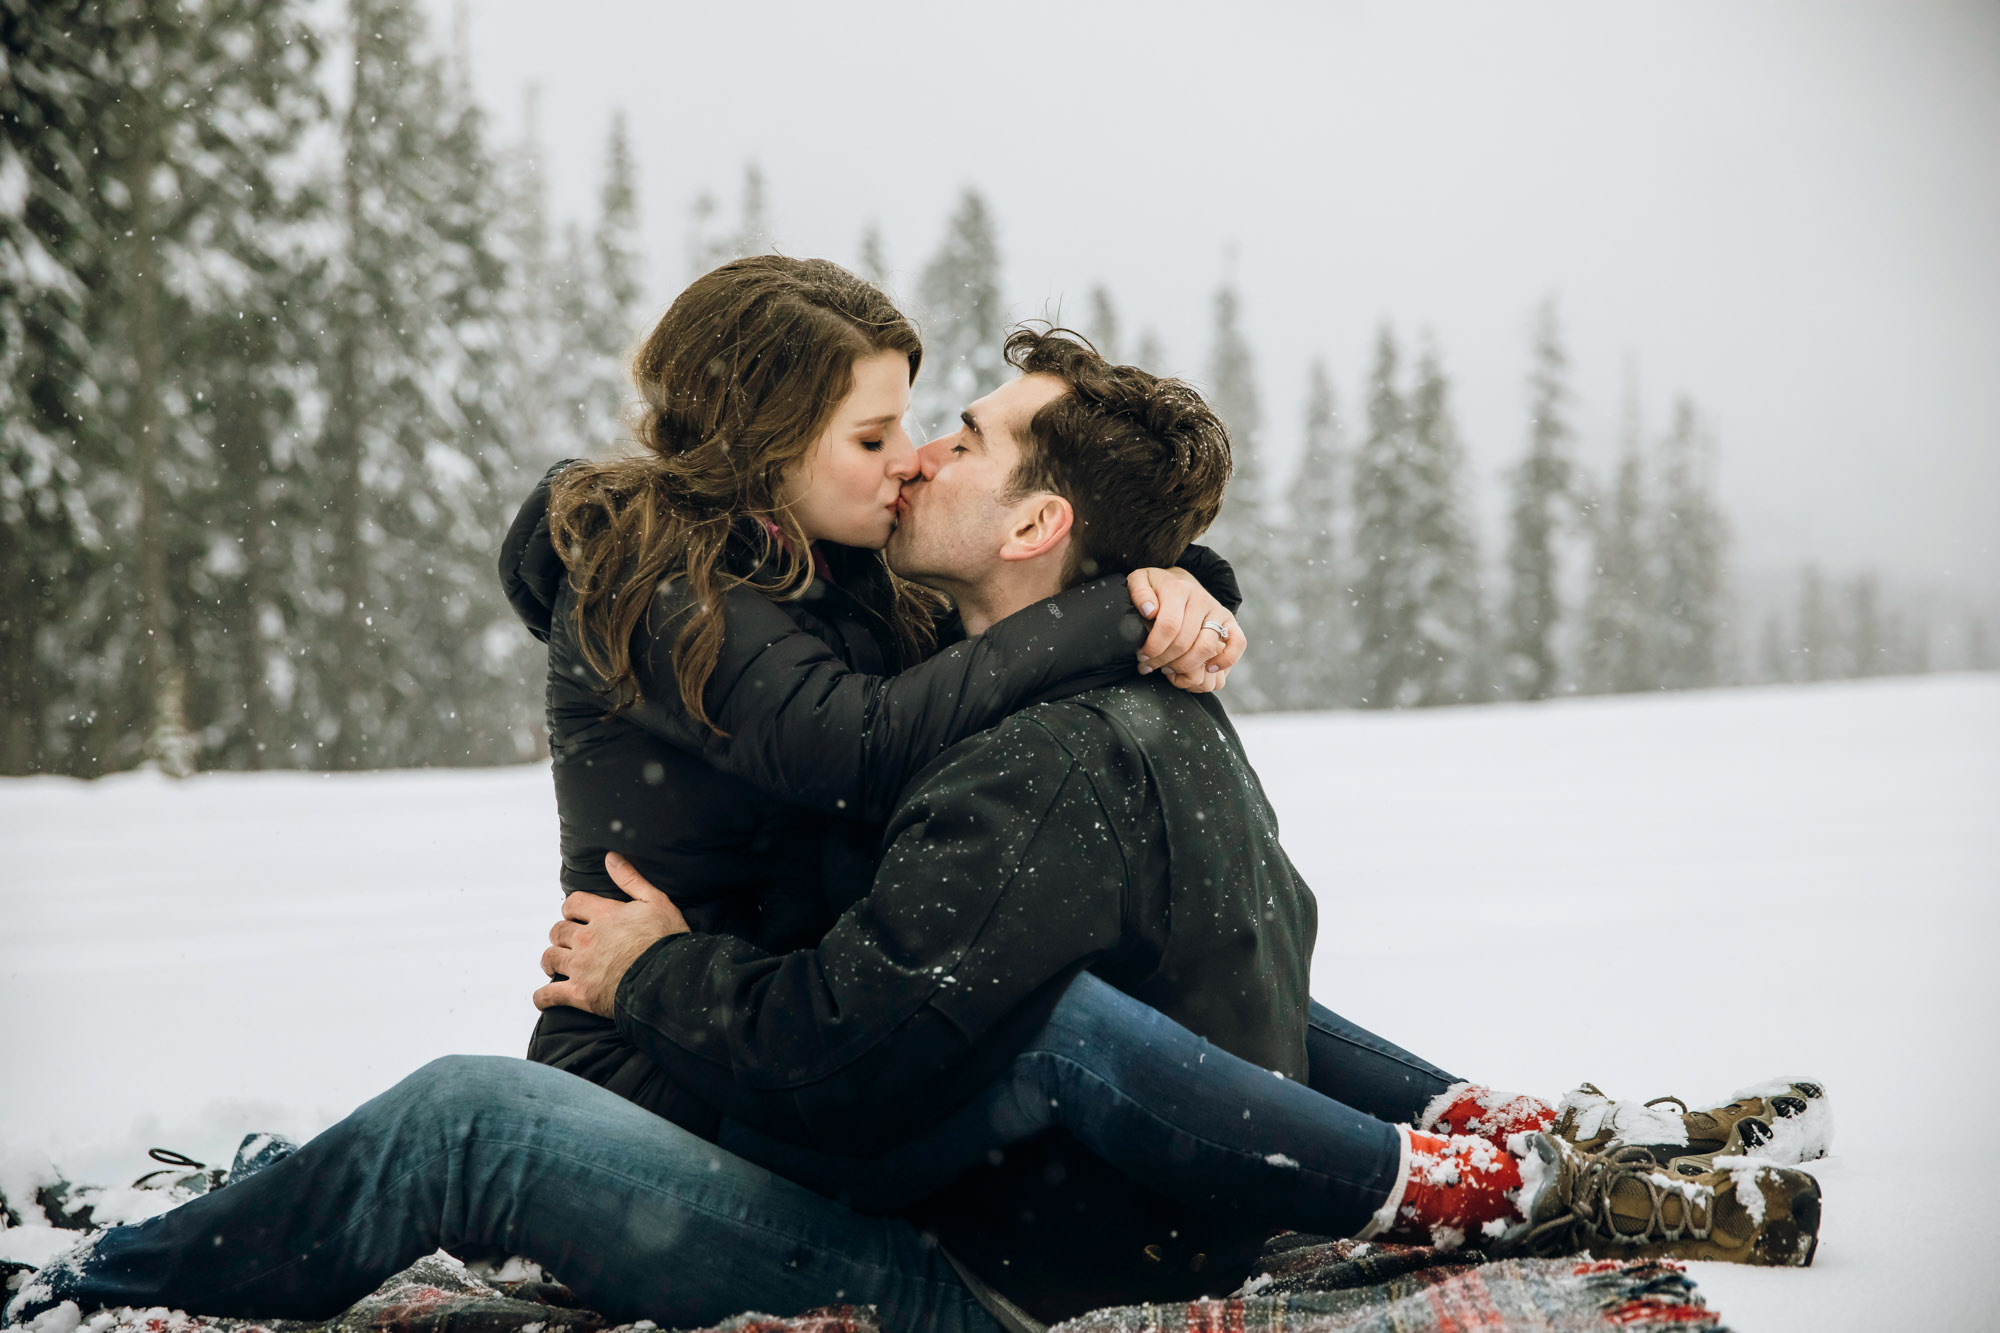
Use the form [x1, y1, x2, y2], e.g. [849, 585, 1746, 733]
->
[534, 328, 1320, 1320]
[8, 331, 1820, 1331]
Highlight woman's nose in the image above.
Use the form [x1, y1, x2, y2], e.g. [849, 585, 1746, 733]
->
[884, 429, 920, 482]
[915, 437, 947, 481]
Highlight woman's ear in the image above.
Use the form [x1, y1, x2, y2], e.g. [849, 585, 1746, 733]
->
[999, 494, 1074, 564]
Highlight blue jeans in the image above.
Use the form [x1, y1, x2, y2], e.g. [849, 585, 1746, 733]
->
[14, 980, 1459, 1327]
[12, 1056, 1003, 1332]
[718, 973, 1455, 1235]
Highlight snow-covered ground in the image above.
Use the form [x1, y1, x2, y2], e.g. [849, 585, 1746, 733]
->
[3, 674, 1996, 1330]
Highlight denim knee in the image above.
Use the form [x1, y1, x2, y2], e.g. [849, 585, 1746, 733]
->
[384, 1054, 541, 1132]
[1040, 972, 1157, 1047]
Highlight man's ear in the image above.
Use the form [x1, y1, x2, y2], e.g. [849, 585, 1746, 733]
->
[998, 493, 1074, 564]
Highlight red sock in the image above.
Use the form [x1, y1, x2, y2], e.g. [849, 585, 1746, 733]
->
[1418, 1082, 1556, 1146]
[1363, 1127, 1527, 1250]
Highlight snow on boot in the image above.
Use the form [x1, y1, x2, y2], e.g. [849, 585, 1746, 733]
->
[1556, 1078, 1832, 1171]
[1497, 1132, 1822, 1267]
[228, 1131, 300, 1183]
[1359, 1127, 1528, 1251]
[1417, 1082, 1556, 1144]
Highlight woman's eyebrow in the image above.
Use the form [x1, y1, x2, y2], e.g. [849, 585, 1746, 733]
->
[851, 412, 900, 429]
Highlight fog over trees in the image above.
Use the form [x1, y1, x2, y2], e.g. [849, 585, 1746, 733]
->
[2, 0, 1991, 777]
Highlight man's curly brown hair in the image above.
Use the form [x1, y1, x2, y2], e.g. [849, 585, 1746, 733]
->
[1002, 325, 1233, 583]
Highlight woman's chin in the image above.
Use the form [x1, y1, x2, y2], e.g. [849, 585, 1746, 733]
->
[838, 520, 897, 551]
[816, 531, 892, 553]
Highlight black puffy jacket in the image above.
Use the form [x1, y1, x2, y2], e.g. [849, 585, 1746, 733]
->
[498, 465, 1240, 1125]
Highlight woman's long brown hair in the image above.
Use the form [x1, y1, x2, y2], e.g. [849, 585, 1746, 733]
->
[548, 256, 944, 731]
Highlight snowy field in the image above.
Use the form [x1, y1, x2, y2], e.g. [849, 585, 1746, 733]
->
[3, 674, 1996, 1331]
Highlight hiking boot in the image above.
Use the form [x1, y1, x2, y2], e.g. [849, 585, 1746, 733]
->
[228, 1131, 299, 1182]
[1496, 1132, 1822, 1267]
[1556, 1078, 1832, 1172]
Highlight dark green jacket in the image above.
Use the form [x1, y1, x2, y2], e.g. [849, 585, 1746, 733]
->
[614, 675, 1319, 1319]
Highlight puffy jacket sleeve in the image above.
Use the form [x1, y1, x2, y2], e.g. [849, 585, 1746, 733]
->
[608, 576, 1145, 823]
[610, 717, 1128, 1145]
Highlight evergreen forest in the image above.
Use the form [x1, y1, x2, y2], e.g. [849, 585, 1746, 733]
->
[2, 0, 1985, 778]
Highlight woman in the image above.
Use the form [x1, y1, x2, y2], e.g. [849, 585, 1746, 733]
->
[500, 255, 1246, 1132]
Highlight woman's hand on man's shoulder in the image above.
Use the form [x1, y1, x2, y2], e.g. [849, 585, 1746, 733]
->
[1125, 566, 1245, 694]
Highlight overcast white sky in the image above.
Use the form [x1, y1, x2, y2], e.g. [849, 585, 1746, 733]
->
[442, 0, 1999, 607]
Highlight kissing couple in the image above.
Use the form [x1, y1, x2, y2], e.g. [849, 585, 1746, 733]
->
[8, 257, 1829, 1332]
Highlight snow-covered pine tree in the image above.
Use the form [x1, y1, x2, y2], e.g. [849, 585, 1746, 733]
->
[1199, 280, 1274, 707]
[1348, 326, 1413, 709]
[914, 188, 1004, 441]
[313, 0, 523, 770]
[525, 108, 646, 473]
[1085, 284, 1122, 363]
[1758, 610, 1792, 684]
[1501, 299, 1577, 701]
[685, 161, 773, 282]
[1581, 375, 1657, 694]
[1349, 330, 1481, 708]
[1134, 331, 1166, 375]
[1845, 572, 1885, 677]
[1654, 395, 1730, 689]
[0, 0, 111, 774]
[492, 87, 571, 476]
[1962, 613, 1995, 671]
[406, 3, 539, 766]
[100, 1, 188, 775]
[1793, 564, 1833, 682]
[35, 0, 327, 776]
[1402, 340, 1482, 705]
[1202, 283, 1265, 560]
[858, 221, 889, 287]
[731, 161, 772, 258]
[1277, 359, 1343, 709]
[165, 5, 327, 772]
[683, 190, 719, 283]
[574, 109, 646, 457]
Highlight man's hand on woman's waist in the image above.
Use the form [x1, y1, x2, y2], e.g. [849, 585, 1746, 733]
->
[535, 853, 691, 1018]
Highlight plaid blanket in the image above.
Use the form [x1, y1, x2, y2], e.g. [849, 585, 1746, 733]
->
[1053, 1235, 1728, 1333]
[4, 1235, 1726, 1333]
[2, 1250, 877, 1333]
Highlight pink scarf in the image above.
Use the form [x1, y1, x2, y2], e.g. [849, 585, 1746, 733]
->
[763, 519, 834, 582]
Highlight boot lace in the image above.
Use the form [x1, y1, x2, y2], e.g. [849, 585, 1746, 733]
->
[1512, 1143, 1714, 1257]
[132, 1147, 226, 1192]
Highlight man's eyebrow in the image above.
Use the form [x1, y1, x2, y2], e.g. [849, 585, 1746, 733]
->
[960, 409, 983, 438]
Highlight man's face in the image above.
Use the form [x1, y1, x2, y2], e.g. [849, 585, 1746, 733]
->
[887, 372, 1067, 589]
